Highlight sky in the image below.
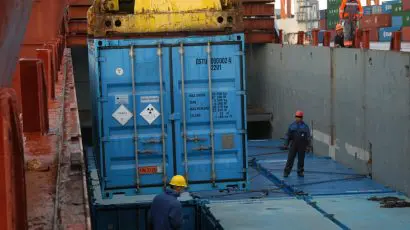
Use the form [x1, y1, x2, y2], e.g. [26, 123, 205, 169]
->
[274, 0, 388, 11]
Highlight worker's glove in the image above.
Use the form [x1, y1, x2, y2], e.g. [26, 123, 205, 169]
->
[305, 145, 313, 153]
[280, 145, 289, 151]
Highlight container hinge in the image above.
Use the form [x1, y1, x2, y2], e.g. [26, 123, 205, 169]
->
[235, 51, 244, 56]
[238, 129, 246, 134]
[97, 97, 108, 103]
[101, 136, 110, 142]
[236, 91, 246, 96]
[98, 57, 106, 62]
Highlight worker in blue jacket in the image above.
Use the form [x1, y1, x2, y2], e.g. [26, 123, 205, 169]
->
[148, 175, 188, 230]
[281, 110, 312, 178]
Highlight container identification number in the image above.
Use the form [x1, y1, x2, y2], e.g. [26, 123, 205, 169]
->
[195, 57, 232, 71]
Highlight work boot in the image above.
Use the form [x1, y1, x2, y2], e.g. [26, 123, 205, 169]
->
[283, 171, 289, 178]
[297, 172, 304, 177]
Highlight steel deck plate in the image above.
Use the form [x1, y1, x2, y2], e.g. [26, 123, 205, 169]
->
[248, 139, 288, 160]
[311, 193, 410, 229]
[191, 167, 289, 200]
[256, 153, 394, 196]
[207, 198, 339, 230]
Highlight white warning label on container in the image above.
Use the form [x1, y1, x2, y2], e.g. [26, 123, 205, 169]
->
[112, 105, 133, 126]
[140, 104, 160, 125]
[141, 96, 159, 103]
[115, 67, 124, 76]
[115, 95, 129, 105]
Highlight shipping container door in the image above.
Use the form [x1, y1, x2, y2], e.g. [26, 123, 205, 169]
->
[99, 46, 174, 190]
[172, 41, 246, 187]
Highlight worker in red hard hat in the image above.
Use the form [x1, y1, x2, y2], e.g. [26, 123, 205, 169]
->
[334, 24, 345, 48]
[339, 0, 363, 47]
[280, 110, 312, 178]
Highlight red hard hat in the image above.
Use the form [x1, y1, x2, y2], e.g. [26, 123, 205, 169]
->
[295, 110, 304, 117]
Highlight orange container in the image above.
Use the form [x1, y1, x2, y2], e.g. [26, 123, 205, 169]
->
[402, 27, 410, 42]
[243, 3, 275, 16]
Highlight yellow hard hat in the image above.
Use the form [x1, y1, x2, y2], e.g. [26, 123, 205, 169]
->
[169, 175, 187, 187]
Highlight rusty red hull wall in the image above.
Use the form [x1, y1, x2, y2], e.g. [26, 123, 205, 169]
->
[0, 0, 32, 87]
[23, 0, 67, 45]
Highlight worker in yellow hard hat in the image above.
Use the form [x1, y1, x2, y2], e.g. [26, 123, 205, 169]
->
[148, 175, 188, 230]
[334, 24, 345, 48]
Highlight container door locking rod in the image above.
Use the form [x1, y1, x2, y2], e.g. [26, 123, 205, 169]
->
[179, 43, 189, 184]
[206, 42, 216, 187]
[157, 44, 167, 189]
[130, 45, 140, 191]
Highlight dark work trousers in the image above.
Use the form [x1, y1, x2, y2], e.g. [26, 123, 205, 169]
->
[284, 144, 307, 174]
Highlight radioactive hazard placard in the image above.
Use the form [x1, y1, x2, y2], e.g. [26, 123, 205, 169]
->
[140, 104, 160, 125]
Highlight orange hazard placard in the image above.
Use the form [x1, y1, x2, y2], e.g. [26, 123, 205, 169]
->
[139, 166, 158, 174]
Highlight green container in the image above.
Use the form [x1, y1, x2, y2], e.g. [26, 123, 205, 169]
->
[328, 0, 342, 8]
[392, 3, 403, 16]
[403, 12, 410, 27]
[327, 18, 339, 29]
[327, 7, 340, 18]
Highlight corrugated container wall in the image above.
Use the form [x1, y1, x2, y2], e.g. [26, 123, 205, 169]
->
[378, 26, 401, 42]
[403, 12, 410, 26]
[404, 0, 410, 11]
[319, 10, 327, 20]
[326, 7, 339, 29]
[391, 3, 403, 16]
[369, 29, 379, 41]
[392, 16, 403, 27]
[402, 27, 410, 41]
[372, 5, 383, 14]
[319, 19, 327, 30]
[88, 34, 248, 198]
[360, 14, 392, 28]
[363, 6, 372, 16]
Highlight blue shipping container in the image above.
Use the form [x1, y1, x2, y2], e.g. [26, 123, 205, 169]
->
[392, 16, 403, 27]
[363, 6, 372, 15]
[382, 0, 401, 14]
[318, 30, 325, 44]
[88, 34, 248, 197]
[319, 10, 327, 20]
[372, 5, 383, 14]
[379, 26, 401, 42]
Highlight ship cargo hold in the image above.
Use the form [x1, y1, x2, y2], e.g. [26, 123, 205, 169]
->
[2, 0, 410, 230]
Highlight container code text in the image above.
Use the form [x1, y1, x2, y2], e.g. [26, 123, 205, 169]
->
[195, 57, 232, 71]
[188, 92, 231, 119]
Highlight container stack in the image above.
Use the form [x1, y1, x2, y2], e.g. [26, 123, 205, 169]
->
[319, 9, 327, 30]
[358, 0, 410, 42]
[243, 1, 276, 43]
[404, 0, 410, 41]
[327, 0, 341, 30]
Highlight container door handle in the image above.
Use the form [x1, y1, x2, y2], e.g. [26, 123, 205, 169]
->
[130, 45, 141, 191]
[206, 41, 216, 187]
[157, 43, 167, 189]
[180, 43, 189, 184]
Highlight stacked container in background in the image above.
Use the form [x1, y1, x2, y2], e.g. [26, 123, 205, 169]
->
[319, 9, 327, 30]
[363, 6, 372, 15]
[327, 0, 341, 30]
